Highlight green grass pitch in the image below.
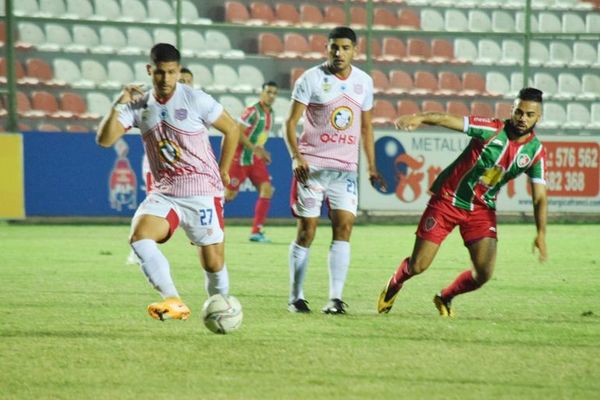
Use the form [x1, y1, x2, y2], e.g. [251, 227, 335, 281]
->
[1, 222, 599, 399]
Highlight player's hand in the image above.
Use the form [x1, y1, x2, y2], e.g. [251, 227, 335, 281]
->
[292, 154, 310, 185]
[116, 84, 145, 105]
[369, 169, 387, 192]
[254, 146, 272, 164]
[220, 170, 231, 187]
[532, 234, 548, 263]
[394, 114, 423, 131]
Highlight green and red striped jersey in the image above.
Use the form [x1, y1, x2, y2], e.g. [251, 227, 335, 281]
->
[430, 116, 546, 211]
[236, 102, 273, 166]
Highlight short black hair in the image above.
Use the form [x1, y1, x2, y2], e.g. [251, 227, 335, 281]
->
[150, 43, 181, 64]
[262, 81, 278, 90]
[518, 87, 543, 103]
[180, 67, 193, 76]
[328, 26, 357, 45]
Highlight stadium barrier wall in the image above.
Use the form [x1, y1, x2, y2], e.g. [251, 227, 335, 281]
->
[0, 133, 25, 219]
[360, 130, 600, 214]
[20, 132, 293, 218]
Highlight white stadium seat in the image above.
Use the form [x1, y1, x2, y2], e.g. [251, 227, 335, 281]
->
[533, 72, 558, 98]
[571, 42, 597, 67]
[65, 0, 94, 19]
[554, 73, 581, 100]
[119, 0, 147, 22]
[181, 0, 211, 24]
[81, 59, 108, 87]
[454, 39, 477, 63]
[509, 72, 533, 98]
[133, 62, 152, 85]
[272, 96, 291, 126]
[209, 64, 239, 92]
[219, 95, 245, 120]
[468, 10, 492, 32]
[181, 29, 206, 57]
[499, 40, 524, 66]
[72, 25, 100, 49]
[539, 102, 565, 129]
[153, 28, 177, 46]
[37, 0, 67, 17]
[588, 104, 600, 129]
[124, 27, 153, 55]
[485, 71, 510, 96]
[44, 24, 75, 51]
[491, 11, 515, 33]
[476, 39, 502, 65]
[579, 74, 600, 100]
[562, 13, 585, 33]
[92, 0, 121, 20]
[528, 41, 549, 66]
[106, 61, 134, 86]
[187, 63, 213, 88]
[237, 65, 265, 93]
[17, 22, 46, 47]
[53, 58, 94, 88]
[563, 103, 590, 129]
[547, 41, 572, 67]
[14, 0, 38, 17]
[95, 27, 127, 54]
[86, 92, 112, 115]
[445, 10, 469, 32]
[539, 12, 562, 33]
[586, 14, 600, 34]
[516, 12, 538, 33]
[420, 9, 444, 31]
[147, 0, 175, 23]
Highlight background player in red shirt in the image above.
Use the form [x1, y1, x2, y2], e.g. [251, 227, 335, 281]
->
[378, 88, 548, 317]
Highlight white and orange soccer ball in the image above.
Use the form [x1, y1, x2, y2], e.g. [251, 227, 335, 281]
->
[201, 294, 243, 334]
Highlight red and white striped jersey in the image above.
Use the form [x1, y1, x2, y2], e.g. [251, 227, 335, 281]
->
[292, 63, 374, 172]
[118, 83, 224, 197]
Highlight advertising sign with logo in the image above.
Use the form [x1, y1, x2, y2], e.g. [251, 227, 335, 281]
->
[359, 131, 600, 213]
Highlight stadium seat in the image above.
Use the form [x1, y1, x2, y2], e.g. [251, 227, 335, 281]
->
[562, 13, 585, 33]
[225, 1, 249, 23]
[17, 22, 46, 48]
[299, 4, 323, 27]
[81, 59, 109, 88]
[219, 95, 245, 119]
[372, 99, 396, 126]
[516, 12, 538, 33]
[563, 103, 590, 129]
[462, 72, 487, 96]
[447, 101, 470, 116]
[381, 37, 406, 61]
[106, 61, 134, 87]
[290, 67, 305, 87]
[422, 100, 445, 113]
[539, 12, 561, 32]
[500, 40, 524, 66]
[47, 24, 84, 52]
[282, 33, 311, 58]
[437, 71, 462, 95]
[371, 69, 390, 94]
[153, 28, 177, 46]
[188, 63, 213, 88]
[555, 73, 581, 100]
[86, 92, 112, 115]
[14, 0, 38, 17]
[471, 101, 494, 118]
[275, 3, 300, 26]
[397, 9, 420, 30]
[38, 0, 66, 17]
[350, 7, 368, 27]
[31, 90, 60, 116]
[468, 10, 492, 32]
[72, 25, 100, 50]
[357, 37, 382, 60]
[476, 39, 502, 65]
[491, 11, 516, 32]
[147, 0, 175, 23]
[65, 0, 93, 19]
[406, 38, 430, 62]
[587, 104, 600, 129]
[495, 102, 513, 119]
[209, 64, 238, 92]
[53, 58, 94, 88]
[120, 0, 147, 21]
[38, 122, 62, 132]
[132, 62, 150, 85]
[529, 41, 550, 66]
[430, 39, 455, 63]
[547, 41, 573, 67]
[237, 65, 264, 92]
[182, 29, 206, 57]
[323, 6, 346, 26]
[16, 91, 37, 117]
[485, 71, 510, 96]
[539, 102, 565, 128]
[124, 27, 153, 55]
[397, 100, 420, 116]
[25, 58, 54, 84]
[96, 26, 127, 54]
[181, 1, 208, 24]
[420, 9, 444, 31]
[272, 96, 291, 126]
[508, 72, 532, 97]
[412, 71, 438, 95]
[373, 8, 399, 28]
[533, 72, 558, 98]
[579, 74, 600, 100]
[205, 30, 243, 58]
[586, 13, 600, 33]
[308, 34, 327, 55]
[571, 42, 597, 67]
[92, 0, 120, 20]
[0, 58, 25, 82]
[445, 10, 469, 32]
[250, 2, 275, 24]
[388, 70, 413, 94]
[60, 92, 87, 115]
[454, 39, 478, 63]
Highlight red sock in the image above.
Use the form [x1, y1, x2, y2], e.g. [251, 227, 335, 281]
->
[251, 197, 270, 234]
[391, 257, 413, 286]
[441, 269, 481, 300]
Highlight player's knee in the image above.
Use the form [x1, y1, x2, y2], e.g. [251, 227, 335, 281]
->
[333, 223, 353, 240]
[260, 182, 274, 198]
[409, 257, 430, 275]
[297, 228, 316, 246]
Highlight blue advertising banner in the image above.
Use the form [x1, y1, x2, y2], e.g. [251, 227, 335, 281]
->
[22, 132, 294, 218]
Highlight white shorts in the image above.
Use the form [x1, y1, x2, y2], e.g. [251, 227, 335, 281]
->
[133, 192, 224, 246]
[290, 167, 358, 218]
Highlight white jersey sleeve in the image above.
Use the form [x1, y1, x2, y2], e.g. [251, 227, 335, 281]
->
[193, 90, 224, 126]
[362, 76, 374, 111]
[291, 72, 312, 106]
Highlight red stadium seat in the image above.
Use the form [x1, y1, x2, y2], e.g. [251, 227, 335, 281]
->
[351, 7, 367, 27]
[26, 58, 53, 82]
[357, 37, 382, 60]
[397, 100, 420, 116]
[249, 2, 275, 24]
[31, 90, 60, 116]
[299, 4, 323, 26]
[370, 69, 389, 94]
[431, 39, 456, 63]
[0, 58, 26, 82]
[324, 6, 346, 26]
[398, 9, 420, 30]
[16, 92, 33, 116]
[437, 71, 463, 95]
[60, 92, 87, 114]
[283, 33, 310, 58]
[374, 8, 399, 28]
[308, 34, 327, 54]
[66, 124, 91, 133]
[412, 71, 438, 95]
[406, 39, 431, 62]
[258, 32, 283, 55]
[275, 3, 300, 26]
[38, 122, 62, 132]
[372, 99, 396, 126]
[225, 1, 249, 23]
[447, 100, 470, 116]
[388, 70, 413, 94]
[471, 101, 494, 118]
[290, 67, 305, 87]
[495, 102, 513, 119]
[462, 72, 487, 96]
[382, 37, 406, 61]
[422, 100, 445, 113]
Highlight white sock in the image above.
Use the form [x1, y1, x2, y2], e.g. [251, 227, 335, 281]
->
[328, 240, 350, 300]
[289, 242, 310, 303]
[131, 239, 179, 299]
[204, 265, 230, 296]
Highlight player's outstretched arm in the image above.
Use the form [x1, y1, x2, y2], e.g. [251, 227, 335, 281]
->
[395, 112, 464, 133]
[96, 84, 144, 147]
[212, 110, 240, 187]
[285, 100, 309, 184]
[361, 109, 387, 192]
[531, 182, 548, 262]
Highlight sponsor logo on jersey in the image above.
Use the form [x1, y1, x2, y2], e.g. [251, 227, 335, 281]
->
[158, 139, 181, 164]
[331, 106, 353, 130]
[174, 108, 187, 121]
[480, 166, 505, 187]
[424, 216, 436, 232]
[319, 132, 356, 144]
[517, 153, 531, 168]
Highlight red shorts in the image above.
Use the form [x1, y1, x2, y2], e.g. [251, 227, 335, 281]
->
[227, 155, 271, 191]
[416, 196, 497, 246]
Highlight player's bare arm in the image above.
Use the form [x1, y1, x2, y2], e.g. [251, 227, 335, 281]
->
[531, 182, 548, 262]
[237, 122, 271, 164]
[96, 84, 145, 147]
[395, 112, 464, 133]
[212, 110, 240, 186]
[361, 109, 387, 192]
[285, 100, 309, 184]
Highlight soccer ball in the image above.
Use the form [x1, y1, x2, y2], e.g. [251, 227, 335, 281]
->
[201, 294, 243, 334]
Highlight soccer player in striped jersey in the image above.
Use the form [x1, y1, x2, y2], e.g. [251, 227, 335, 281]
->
[285, 27, 386, 314]
[377, 88, 548, 317]
[225, 82, 278, 243]
[97, 43, 240, 321]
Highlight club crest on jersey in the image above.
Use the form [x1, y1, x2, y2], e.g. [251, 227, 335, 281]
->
[424, 216, 436, 232]
[158, 139, 181, 164]
[517, 153, 531, 168]
[331, 106, 353, 131]
[174, 108, 187, 121]
[354, 84, 363, 94]
[160, 107, 168, 120]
